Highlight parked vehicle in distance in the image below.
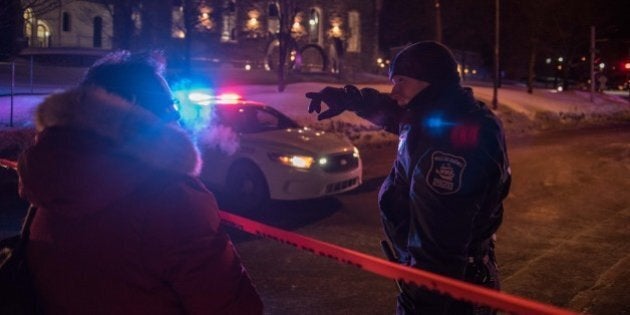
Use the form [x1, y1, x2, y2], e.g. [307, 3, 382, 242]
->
[175, 91, 362, 212]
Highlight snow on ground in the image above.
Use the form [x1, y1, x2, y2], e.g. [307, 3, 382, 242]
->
[0, 94, 47, 128]
[1, 81, 629, 148]
[219, 81, 630, 144]
[214, 81, 630, 126]
[472, 85, 630, 118]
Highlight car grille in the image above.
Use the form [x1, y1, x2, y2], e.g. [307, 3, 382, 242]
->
[320, 153, 359, 173]
[325, 177, 359, 194]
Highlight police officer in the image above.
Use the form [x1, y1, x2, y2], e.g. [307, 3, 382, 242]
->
[306, 41, 511, 314]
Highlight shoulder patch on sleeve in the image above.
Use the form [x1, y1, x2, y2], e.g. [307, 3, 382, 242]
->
[426, 151, 467, 195]
[450, 124, 480, 149]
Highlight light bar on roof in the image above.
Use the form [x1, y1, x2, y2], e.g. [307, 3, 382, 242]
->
[188, 92, 213, 102]
[217, 93, 241, 101]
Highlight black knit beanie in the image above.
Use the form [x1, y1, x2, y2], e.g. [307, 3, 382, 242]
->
[389, 41, 460, 86]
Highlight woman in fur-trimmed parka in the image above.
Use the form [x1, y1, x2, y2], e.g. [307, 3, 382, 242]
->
[18, 52, 263, 314]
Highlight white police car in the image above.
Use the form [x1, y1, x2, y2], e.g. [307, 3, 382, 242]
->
[176, 91, 362, 212]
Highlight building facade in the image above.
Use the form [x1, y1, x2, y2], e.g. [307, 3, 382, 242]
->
[171, 0, 381, 75]
[22, 1, 113, 49]
[20, 0, 381, 75]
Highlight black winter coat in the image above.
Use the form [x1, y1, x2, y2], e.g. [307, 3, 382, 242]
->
[357, 84, 511, 313]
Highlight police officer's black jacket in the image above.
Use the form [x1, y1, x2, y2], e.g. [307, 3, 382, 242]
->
[356, 83, 511, 311]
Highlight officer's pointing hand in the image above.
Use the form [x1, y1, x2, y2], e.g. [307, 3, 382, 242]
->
[305, 85, 361, 121]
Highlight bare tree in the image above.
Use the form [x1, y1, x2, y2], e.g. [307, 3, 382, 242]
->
[275, 0, 298, 92]
[139, 0, 172, 49]
[502, 0, 624, 93]
[0, 0, 22, 59]
[178, 0, 216, 75]
[109, 0, 138, 50]
[33, 0, 63, 14]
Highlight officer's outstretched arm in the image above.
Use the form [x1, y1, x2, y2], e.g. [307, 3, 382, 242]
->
[306, 85, 403, 134]
[354, 88, 403, 135]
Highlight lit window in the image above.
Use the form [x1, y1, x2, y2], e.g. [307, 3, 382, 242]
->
[23, 9, 33, 45]
[291, 12, 306, 38]
[327, 16, 343, 39]
[244, 9, 262, 38]
[267, 2, 279, 34]
[197, 5, 214, 31]
[347, 11, 360, 52]
[221, 0, 237, 42]
[308, 8, 321, 44]
[36, 22, 50, 47]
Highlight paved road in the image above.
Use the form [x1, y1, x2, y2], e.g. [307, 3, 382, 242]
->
[498, 125, 630, 315]
[2, 125, 628, 314]
[230, 124, 630, 315]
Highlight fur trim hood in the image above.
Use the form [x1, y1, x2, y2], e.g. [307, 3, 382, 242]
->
[34, 87, 201, 176]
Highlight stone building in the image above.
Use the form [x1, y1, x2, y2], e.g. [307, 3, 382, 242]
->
[196, 0, 382, 74]
[21, 1, 113, 49]
[18, 0, 382, 75]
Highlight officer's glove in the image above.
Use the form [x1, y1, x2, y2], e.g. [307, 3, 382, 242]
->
[306, 85, 362, 120]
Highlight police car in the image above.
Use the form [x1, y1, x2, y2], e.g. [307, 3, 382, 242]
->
[175, 91, 362, 212]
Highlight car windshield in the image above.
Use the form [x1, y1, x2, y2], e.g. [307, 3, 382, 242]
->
[214, 105, 300, 133]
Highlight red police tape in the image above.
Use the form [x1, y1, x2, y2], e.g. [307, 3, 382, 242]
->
[0, 158, 575, 314]
[219, 211, 576, 315]
[0, 158, 17, 170]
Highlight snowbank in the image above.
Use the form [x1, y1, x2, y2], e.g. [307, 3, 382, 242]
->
[1, 82, 629, 147]
[238, 82, 630, 144]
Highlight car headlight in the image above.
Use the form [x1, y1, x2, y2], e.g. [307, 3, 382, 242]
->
[268, 153, 314, 169]
[353, 146, 360, 158]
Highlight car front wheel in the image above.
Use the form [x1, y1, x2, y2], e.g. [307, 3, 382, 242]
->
[225, 161, 270, 213]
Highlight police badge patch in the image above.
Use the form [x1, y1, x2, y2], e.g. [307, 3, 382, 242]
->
[426, 151, 467, 195]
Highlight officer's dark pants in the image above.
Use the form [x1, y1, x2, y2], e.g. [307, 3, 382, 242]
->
[396, 239, 500, 315]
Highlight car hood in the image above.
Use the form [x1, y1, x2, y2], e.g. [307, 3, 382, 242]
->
[241, 128, 354, 155]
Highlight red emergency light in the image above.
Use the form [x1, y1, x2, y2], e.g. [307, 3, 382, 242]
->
[217, 93, 241, 101]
